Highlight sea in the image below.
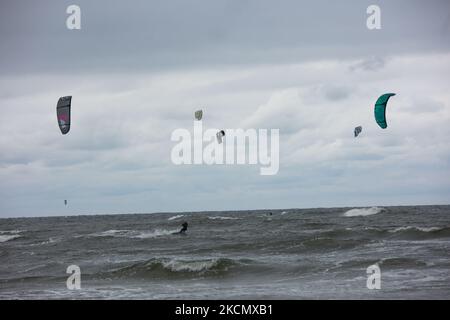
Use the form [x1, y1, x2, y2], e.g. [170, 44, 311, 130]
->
[0, 205, 449, 299]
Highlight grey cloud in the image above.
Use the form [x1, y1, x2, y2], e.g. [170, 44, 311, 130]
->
[312, 84, 354, 102]
[1, 0, 450, 74]
[399, 98, 446, 114]
[349, 56, 386, 72]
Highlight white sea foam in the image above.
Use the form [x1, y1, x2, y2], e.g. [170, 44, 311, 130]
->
[208, 216, 240, 220]
[390, 226, 442, 233]
[343, 207, 385, 217]
[168, 215, 185, 221]
[161, 259, 221, 272]
[0, 230, 22, 234]
[30, 237, 60, 246]
[90, 229, 178, 239]
[0, 230, 22, 243]
[133, 229, 179, 239]
[0, 234, 21, 243]
[92, 230, 130, 237]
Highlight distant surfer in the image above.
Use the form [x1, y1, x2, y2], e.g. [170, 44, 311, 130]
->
[179, 222, 188, 234]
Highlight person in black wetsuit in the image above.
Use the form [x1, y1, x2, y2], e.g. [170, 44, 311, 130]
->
[179, 222, 188, 234]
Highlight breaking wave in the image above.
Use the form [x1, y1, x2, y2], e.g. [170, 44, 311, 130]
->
[391, 226, 443, 233]
[0, 234, 21, 243]
[388, 226, 450, 238]
[208, 216, 241, 220]
[168, 215, 185, 221]
[0, 230, 22, 234]
[320, 225, 450, 240]
[29, 237, 61, 246]
[101, 257, 249, 279]
[0, 230, 23, 243]
[343, 207, 385, 217]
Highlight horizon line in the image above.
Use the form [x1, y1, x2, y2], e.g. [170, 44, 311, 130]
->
[1, 202, 449, 220]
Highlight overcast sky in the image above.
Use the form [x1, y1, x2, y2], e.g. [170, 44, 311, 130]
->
[1, 0, 449, 217]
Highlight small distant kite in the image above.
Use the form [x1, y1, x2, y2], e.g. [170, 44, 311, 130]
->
[216, 130, 225, 144]
[57, 96, 72, 134]
[195, 110, 203, 121]
[354, 126, 362, 137]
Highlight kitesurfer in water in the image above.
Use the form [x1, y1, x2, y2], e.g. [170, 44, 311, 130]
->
[179, 222, 188, 234]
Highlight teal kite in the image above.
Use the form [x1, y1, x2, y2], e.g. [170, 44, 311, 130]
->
[374, 93, 395, 129]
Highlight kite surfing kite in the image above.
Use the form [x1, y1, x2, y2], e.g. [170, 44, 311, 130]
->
[195, 110, 203, 120]
[216, 130, 225, 144]
[57, 96, 72, 134]
[354, 126, 362, 137]
[374, 93, 395, 129]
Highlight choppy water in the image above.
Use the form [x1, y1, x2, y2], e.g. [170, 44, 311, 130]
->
[1, 205, 449, 299]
